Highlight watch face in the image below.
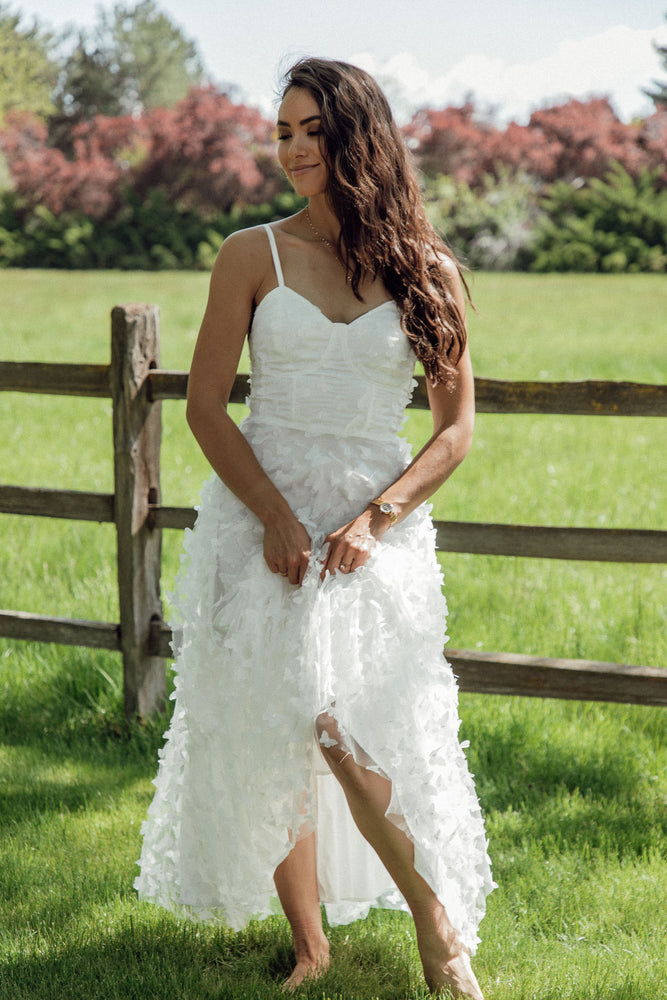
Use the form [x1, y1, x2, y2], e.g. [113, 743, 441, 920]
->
[379, 502, 393, 514]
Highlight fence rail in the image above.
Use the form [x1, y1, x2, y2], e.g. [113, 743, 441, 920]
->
[1, 484, 665, 564]
[1, 305, 665, 718]
[0, 609, 120, 650]
[2, 360, 666, 416]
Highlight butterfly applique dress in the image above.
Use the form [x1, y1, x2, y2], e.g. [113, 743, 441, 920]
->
[135, 224, 494, 952]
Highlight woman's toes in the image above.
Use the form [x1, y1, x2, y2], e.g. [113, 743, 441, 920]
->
[282, 952, 330, 992]
[424, 949, 484, 999]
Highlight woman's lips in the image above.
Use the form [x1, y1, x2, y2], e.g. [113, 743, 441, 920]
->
[290, 164, 317, 176]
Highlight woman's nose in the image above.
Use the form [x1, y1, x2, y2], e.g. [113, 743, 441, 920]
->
[289, 133, 308, 157]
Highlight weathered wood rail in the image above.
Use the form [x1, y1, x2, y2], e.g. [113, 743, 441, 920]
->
[1, 304, 666, 718]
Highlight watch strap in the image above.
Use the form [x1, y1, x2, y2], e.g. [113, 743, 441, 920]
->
[370, 498, 398, 526]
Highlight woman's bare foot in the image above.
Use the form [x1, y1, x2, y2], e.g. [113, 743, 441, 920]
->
[422, 948, 484, 999]
[282, 937, 330, 992]
[415, 910, 484, 999]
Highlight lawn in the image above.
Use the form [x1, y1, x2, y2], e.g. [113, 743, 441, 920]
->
[0, 270, 665, 999]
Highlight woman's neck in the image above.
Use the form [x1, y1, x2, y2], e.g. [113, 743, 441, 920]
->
[306, 196, 341, 246]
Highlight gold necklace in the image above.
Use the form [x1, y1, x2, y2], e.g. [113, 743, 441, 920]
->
[305, 207, 351, 282]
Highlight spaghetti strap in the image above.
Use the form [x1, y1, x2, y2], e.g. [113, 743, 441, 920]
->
[263, 225, 285, 287]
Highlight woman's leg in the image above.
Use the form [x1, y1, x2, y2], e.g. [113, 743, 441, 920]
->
[317, 713, 484, 1000]
[273, 830, 330, 989]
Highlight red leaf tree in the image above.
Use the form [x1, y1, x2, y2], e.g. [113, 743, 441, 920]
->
[403, 103, 498, 185]
[131, 86, 281, 213]
[404, 97, 667, 188]
[0, 86, 283, 219]
[0, 111, 124, 217]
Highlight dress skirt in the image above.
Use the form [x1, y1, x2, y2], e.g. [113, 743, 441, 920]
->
[135, 419, 495, 953]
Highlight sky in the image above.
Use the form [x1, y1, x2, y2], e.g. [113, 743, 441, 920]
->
[14, 0, 667, 123]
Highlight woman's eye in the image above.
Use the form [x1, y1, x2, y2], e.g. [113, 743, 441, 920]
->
[276, 130, 321, 141]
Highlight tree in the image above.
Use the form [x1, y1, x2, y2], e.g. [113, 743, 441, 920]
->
[52, 0, 205, 141]
[130, 86, 281, 214]
[644, 14, 667, 107]
[405, 97, 667, 189]
[638, 110, 667, 187]
[53, 35, 126, 123]
[96, 0, 204, 112]
[1, 87, 282, 219]
[0, 4, 58, 122]
[497, 98, 648, 184]
[403, 103, 497, 184]
[0, 110, 126, 217]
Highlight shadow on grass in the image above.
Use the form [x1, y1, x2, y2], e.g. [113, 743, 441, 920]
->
[0, 641, 169, 759]
[0, 912, 420, 1000]
[0, 769, 148, 828]
[0, 642, 171, 848]
[462, 696, 666, 862]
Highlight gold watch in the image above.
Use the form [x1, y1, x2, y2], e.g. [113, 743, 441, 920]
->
[370, 498, 398, 527]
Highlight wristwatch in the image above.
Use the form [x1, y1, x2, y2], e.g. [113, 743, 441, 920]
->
[370, 498, 398, 527]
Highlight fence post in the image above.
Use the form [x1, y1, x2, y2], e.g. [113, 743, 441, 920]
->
[111, 304, 165, 720]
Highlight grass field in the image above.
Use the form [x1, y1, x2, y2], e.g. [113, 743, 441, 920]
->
[0, 270, 665, 999]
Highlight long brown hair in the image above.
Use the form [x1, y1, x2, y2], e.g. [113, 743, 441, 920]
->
[280, 57, 468, 386]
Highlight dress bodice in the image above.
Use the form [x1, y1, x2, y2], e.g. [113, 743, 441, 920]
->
[245, 226, 416, 441]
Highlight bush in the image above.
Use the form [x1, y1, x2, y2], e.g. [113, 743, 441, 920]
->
[0, 189, 306, 269]
[424, 168, 544, 270]
[530, 164, 667, 273]
[2, 156, 664, 274]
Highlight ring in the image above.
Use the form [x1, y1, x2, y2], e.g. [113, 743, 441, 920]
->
[280, 570, 288, 576]
[340, 563, 350, 571]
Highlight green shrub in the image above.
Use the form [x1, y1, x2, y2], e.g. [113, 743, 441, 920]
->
[424, 168, 544, 270]
[530, 164, 667, 273]
[4, 160, 664, 274]
[0, 189, 306, 269]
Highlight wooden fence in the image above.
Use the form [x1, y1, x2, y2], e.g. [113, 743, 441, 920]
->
[1, 304, 666, 719]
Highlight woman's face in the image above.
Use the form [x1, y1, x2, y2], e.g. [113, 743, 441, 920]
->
[277, 87, 328, 197]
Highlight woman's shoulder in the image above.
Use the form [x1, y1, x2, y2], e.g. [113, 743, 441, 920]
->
[435, 253, 460, 281]
[208, 224, 276, 294]
[425, 244, 461, 281]
[219, 215, 301, 253]
[422, 247, 468, 320]
[432, 249, 467, 299]
[215, 224, 273, 264]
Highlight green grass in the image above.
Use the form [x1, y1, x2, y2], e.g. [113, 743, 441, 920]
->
[1, 270, 665, 998]
[0, 654, 664, 999]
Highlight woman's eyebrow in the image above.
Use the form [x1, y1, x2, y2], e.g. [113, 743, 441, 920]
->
[276, 115, 321, 127]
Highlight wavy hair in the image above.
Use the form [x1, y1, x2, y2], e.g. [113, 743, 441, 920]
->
[280, 57, 469, 386]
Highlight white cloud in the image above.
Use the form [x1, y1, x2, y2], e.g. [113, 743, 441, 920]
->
[350, 23, 667, 123]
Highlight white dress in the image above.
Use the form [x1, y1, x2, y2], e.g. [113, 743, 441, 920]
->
[135, 225, 495, 953]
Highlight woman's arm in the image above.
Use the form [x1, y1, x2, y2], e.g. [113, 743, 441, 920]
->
[321, 258, 474, 577]
[186, 230, 312, 585]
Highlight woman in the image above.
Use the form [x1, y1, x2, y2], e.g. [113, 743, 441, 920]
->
[135, 57, 494, 999]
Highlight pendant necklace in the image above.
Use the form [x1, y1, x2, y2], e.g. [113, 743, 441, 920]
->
[305, 207, 351, 282]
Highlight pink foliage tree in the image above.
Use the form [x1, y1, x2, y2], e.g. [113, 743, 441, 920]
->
[404, 97, 667, 187]
[0, 86, 283, 219]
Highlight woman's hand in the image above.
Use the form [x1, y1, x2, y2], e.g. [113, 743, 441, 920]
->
[320, 507, 390, 581]
[264, 514, 312, 586]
